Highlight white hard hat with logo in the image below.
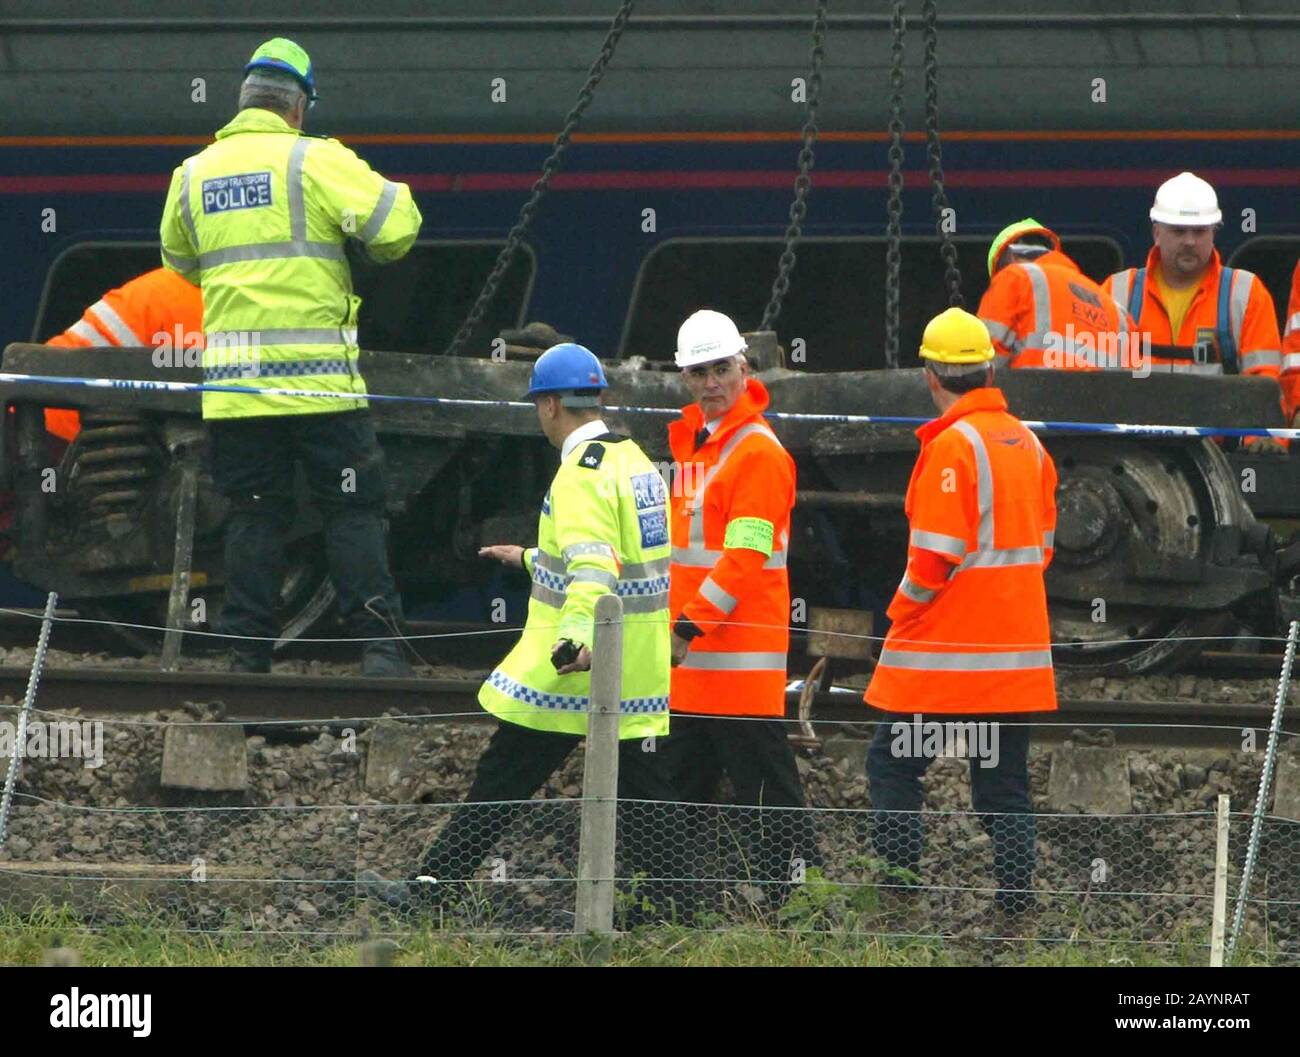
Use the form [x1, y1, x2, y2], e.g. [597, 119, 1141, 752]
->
[1149, 171, 1222, 226]
[675, 309, 748, 368]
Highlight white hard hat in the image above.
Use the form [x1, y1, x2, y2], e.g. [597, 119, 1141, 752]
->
[1149, 171, 1222, 226]
[675, 309, 748, 368]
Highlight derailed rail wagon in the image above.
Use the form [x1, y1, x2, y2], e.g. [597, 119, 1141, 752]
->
[1, 336, 1296, 675]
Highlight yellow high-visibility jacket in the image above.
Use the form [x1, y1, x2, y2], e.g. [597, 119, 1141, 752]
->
[480, 430, 672, 739]
[159, 107, 421, 419]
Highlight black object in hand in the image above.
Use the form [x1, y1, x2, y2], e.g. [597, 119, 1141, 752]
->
[551, 639, 581, 670]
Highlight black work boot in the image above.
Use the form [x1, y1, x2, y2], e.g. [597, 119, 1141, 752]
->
[229, 649, 272, 674]
[361, 639, 413, 678]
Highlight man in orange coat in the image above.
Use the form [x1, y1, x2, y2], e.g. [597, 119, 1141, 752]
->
[43, 267, 204, 440]
[865, 308, 1058, 919]
[1281, 257, 1300, 425]
[978, 217, 1139, 373]
[1104, 172, 1291, 450]
[662, 308, 816, 913]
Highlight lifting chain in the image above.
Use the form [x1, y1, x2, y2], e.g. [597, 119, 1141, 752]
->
[444, 0, 636, 357]
[923, 0, 964, 308]
[883, 0, 907, 369]
[759, 0, 828, 335]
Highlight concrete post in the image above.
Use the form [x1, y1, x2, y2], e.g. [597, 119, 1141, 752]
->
[575, 593, 622, 946]
[1210, 793, 1230, 967]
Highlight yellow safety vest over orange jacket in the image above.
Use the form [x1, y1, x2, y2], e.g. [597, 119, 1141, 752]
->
[866, 387, 1059, 715]
[668, 377, 794, 717]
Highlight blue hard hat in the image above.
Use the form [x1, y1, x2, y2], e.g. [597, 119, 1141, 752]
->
[527, 343, 608, 401]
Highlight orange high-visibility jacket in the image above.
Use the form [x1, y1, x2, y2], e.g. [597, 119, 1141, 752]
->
[1282, 259, 1300, 419]
[1104, 247, 1293, 418]
[668, 377, 794, 716]
[44, 268, 204, 441]
[865, 387, 1059, 715]
[978, 249, 1137, 372]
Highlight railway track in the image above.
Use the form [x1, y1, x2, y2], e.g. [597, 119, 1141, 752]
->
[0, 608, 1293, 748]
[0, 664, 1291, 749]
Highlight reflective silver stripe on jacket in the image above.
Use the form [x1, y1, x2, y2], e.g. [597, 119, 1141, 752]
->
[951, 420, 994, 549]
[180, 160, 201, 248]
[162, 247, 199, 275]
[677, 650, 787, 671]
[910, 528, 967, 558]
[199, 241, 347, 269]
[621, 593, 669, 615]
[360, 180, 399, 243]
[1143, 362, 1224, 375]
[568, 568, 618, 589]
[672, 545, 787, 569]
[206, 327, 357, 348]
[1283, 352, 1300, 374]
[68, 319, 111, 346]
[898, 574, 937, 604]
[1043, 529, 1055, 549]
[959, 545, 1044, 570]
[1239, 349, 1281, 372]
[534, 549, 566, 575]
[530, 581, 566, 609]
[623, 557, 670, 578]
[979, 317, 1019, 351]
[1021, 262, 1053, 343]
[698, 575, 738, 615]
[563, 541, 617, 563]
[1228, 269, 1253, 347]
[1286, 312, 1300, 337]
[1108, 270, 1133, 311]
[87, 299, 145, 346]
[287, 137, 310, 241]
[877, 648, 1054, 671]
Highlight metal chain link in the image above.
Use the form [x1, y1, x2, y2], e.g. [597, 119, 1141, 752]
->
[883, 1, 907, 369]
[443, 0, 636, 357]
[923, 0, 964, 308]
[759, 0, 829, 334]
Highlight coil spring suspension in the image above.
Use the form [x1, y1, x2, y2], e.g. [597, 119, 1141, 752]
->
[67, 412, 161, 529]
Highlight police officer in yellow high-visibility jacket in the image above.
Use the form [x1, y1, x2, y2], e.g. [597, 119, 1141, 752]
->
[361, 344, 681, 919]
[159, 39, 421, 676]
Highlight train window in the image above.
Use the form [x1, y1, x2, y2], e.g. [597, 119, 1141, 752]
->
[621, 235, 1123, 372]
[1227, 237, 1300, 326]
[352, 240, 536, 355]
[33, 240, 536, 357]
[31, 243, 160, 341]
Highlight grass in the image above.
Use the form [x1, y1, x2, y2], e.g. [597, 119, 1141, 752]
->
[1, 894, 1281, 967]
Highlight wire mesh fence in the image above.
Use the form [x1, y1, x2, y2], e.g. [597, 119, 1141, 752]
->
[2, 754, 1298, 962]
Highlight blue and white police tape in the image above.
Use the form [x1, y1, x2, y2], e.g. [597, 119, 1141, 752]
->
[1, 370, 1298, 441]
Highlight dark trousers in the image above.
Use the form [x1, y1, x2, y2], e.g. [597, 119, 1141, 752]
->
[207, 410, 402, 656]
[659, 714, 819, 906]
[866, 714, 1035, 912]
[418, 720, 683, 916]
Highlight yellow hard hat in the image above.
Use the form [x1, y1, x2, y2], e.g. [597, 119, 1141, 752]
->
[986, 217, 1060, 276]
[918, 307, 995, 365]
